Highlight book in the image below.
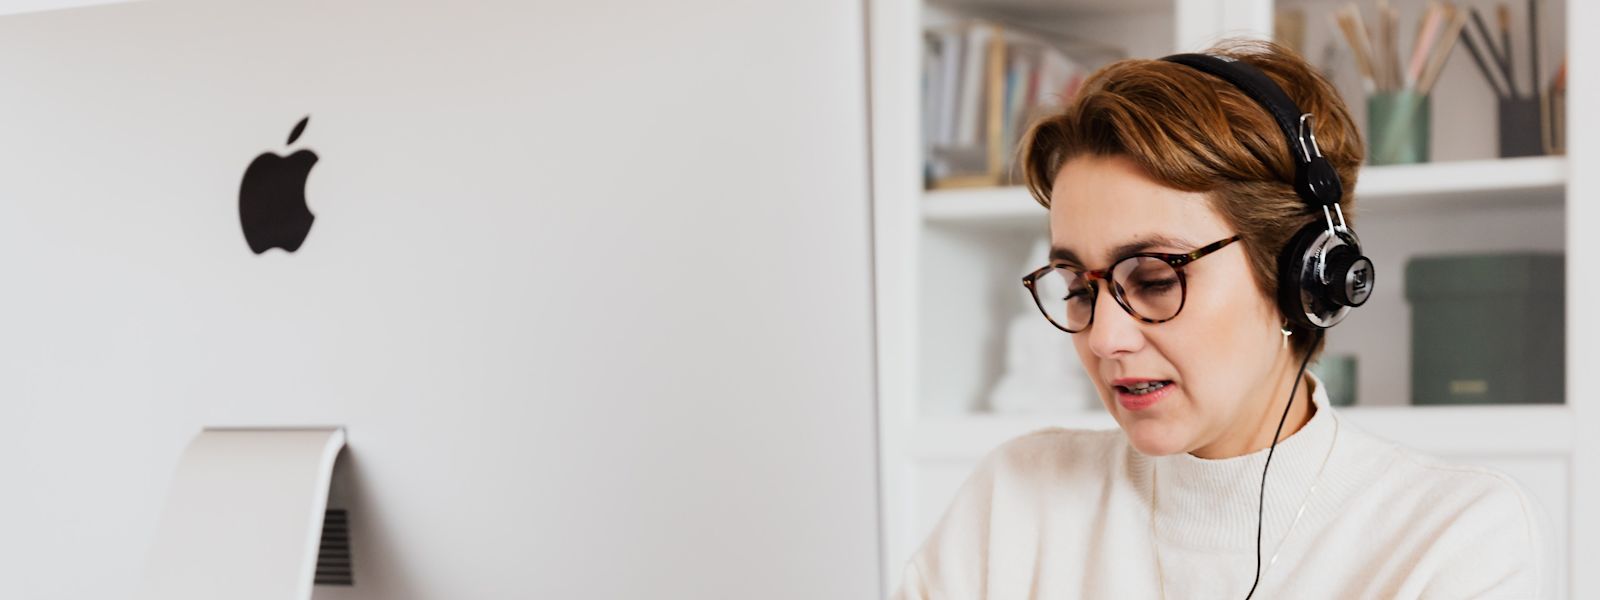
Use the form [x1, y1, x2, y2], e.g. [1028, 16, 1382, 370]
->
[923, 19, 1096, 190]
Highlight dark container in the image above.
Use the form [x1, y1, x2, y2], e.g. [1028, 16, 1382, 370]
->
[1499, 96, 1545, 158]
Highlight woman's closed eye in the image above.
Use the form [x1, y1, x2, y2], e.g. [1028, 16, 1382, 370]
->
[1127, 276, 1179, 298]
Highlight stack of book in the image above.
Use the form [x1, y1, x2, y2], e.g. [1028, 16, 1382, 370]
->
[923, 20, 1096, 190]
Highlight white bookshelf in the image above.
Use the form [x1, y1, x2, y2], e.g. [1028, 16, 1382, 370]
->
[924, 155, 1568, 224]
[912, 403, 1575, 460]
[866, 0, 1594, 597]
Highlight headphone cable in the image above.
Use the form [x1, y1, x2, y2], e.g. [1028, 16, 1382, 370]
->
[1243, 328, 1324, 600]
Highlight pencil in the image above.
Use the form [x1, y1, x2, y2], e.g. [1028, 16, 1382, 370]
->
[1407, 3, 1444, 89]
[1419, 5, 1468, 95]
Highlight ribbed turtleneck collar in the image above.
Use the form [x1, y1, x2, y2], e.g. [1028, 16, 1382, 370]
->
[1131, 372, 1352, 551]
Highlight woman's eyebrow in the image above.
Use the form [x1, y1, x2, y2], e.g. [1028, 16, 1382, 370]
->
[1049, 234, 1198, 266]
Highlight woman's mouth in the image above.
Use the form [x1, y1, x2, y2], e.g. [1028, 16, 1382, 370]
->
[1114, 380, 1174, 411]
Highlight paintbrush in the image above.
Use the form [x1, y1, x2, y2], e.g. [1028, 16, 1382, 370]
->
[1529, 0, 1541, 100]
[1463, 7, 1512, 98]
[1497, 3, 1519, 97]
[1335, 4, 1377, 93]
[1419, 3, 1468, 95]
[1384, 3, 1403, 90]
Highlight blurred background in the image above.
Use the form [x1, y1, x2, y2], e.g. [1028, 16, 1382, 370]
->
[881, 0, 1594, 597]
[1, 0, 1596, 598]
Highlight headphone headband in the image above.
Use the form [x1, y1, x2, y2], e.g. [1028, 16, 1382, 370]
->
[1160, 53, 1344, 209]
[1159, 50, 1372, 331]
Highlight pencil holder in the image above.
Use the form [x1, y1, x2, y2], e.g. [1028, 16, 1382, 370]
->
[1368, 91, 1430, 165]
[1498, 96, 1543, 158]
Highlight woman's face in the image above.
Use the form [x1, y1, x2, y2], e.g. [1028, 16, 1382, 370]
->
[1048, 154, 1289, 458]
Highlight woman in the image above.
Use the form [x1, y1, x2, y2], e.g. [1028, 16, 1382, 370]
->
[893, 40, 1543, 599]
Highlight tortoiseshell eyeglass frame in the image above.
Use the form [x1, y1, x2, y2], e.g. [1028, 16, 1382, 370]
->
[1021, 235, 1243, 333]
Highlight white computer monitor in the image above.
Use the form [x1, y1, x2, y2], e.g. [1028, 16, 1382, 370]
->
[0, 0, 883, 597]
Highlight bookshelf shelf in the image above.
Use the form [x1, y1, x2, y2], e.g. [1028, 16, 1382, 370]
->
[928, 0, 1168, 14]
[912, 403, 1574, 461]
[1358, 155, 1568, 212]
[922, 155, 1568, 226]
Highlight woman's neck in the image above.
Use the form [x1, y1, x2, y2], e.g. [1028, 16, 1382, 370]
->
[1189, 366, 1316, 460]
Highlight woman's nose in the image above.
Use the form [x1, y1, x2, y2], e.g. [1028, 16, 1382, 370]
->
[1086, 284, 1146, 359]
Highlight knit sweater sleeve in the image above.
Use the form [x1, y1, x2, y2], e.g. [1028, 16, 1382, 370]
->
[890, 427, 1074, 599]
[1417, 469, 1546, 599]
[889, 438, 1004, 599]
[890, 427, 1109, 599]
[890, 559, 928, 600]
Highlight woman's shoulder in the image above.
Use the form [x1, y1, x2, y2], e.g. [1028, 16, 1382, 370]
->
[894, 427, 1130, 598]
[978, 426, 1129, 478]
[1341, 422, 1540, 512]
[917, 426, 1130, 519]
[1332, 422, 1545, 594]
[994, 424, 1125, 453]
[942, 426, 1132, 503]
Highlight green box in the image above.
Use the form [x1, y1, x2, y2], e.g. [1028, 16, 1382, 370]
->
[1404, 253, 1564, 405]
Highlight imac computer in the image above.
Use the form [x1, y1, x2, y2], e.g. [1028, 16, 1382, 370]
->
[0, 0, 883, 597]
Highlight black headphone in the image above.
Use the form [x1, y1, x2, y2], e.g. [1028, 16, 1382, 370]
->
[1160, 53, 1375, 330]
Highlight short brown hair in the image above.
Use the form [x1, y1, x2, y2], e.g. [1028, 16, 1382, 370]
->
[1017, 39, 1363, 361]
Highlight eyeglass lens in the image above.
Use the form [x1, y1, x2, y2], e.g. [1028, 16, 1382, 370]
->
[1032, 257, 1184, 332]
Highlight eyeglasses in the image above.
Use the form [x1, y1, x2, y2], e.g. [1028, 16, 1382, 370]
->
[1022, 235, 1242, 333]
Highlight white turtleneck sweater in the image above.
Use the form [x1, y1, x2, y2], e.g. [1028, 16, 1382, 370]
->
[893, 373, 1545, 599]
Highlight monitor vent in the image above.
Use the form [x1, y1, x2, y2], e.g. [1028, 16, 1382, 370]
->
[314, 509, 354, 586]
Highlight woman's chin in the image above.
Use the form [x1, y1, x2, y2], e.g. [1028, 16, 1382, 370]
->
[1121, 420, 1189, 457]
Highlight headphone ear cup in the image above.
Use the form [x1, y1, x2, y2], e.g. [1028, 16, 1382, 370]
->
[1279, 222, 1370, 330]
[1276, 223, 1326, 330]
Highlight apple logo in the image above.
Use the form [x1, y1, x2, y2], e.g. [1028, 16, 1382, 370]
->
[239, 116, 318, 254]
